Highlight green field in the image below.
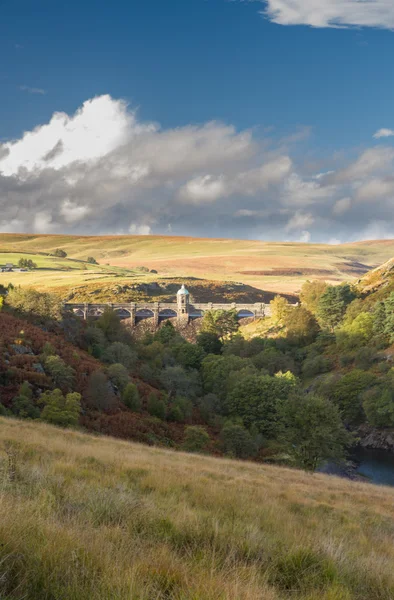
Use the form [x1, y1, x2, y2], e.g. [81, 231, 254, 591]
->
[1, 233, 394, 300]
[0, 417, 393, 600]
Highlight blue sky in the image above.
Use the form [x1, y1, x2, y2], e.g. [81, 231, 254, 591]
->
[1, 0, 394, 242]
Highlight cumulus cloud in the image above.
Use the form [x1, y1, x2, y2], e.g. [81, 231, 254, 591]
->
[2, 93, 394, 242]
[374, 128, 394, 139]
[261, 0, 394, 29]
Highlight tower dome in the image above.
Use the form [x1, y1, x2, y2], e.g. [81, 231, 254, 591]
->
[177, 284, 189, 296]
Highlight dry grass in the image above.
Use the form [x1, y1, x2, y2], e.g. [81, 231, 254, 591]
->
[1, 233, 394, 295]
[0, 418, 393, 599]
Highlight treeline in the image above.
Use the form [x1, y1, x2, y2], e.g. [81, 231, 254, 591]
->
[2, 279, 394, 471]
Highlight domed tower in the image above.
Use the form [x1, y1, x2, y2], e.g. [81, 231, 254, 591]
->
[177, 284, 190, 319]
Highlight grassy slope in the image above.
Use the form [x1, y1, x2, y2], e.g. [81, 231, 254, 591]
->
[1, 234, 394, 296]
[0, 419, 393, 600]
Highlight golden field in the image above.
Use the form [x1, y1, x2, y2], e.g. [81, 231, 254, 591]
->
[0, 417, 393, 599]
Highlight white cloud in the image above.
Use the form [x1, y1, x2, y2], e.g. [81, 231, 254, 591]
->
[2, 93, 394, 241]
[60, 200, 91, 223]
[179, 175, 228, 203]
[19, 85, 47, 95]
[374, 128, 394, 139]
[129, 223, 152, 235]
[262, 0, 394, 29]
[0, 95, 148, 175]
[285, 211, 314, 231]
[299, 230, 311, 243]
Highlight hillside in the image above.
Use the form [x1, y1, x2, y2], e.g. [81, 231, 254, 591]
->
[1, 233, 394, 297]
[0, 418, 393, 600]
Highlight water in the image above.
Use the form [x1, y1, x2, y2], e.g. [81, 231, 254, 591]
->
[353, 448, 394, 487]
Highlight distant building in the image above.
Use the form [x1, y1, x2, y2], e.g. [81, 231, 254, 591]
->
[2, 263, 14, 272]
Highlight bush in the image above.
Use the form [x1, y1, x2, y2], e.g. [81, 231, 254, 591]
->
[87, 256, 98, 264]
[40, 389, 81, 427]
[7, 287, 62, 321]
[220, 423, 257, 459]
[53, 248, 67, 258]
[363, 388, 394, 428]
[107, 363, 129, 392]
[147, 394, 166, 420]
[196, 332, 223, 355]
[167, 397, 193, 423]
[44, 355, 75, 391]
[11, 381, 40, 419]
[302, 355, 332, 378]
[122, 383, 141, 412]
[102, 342, 137, 369]
[183, 426, 210, 453]
[87, 371, 116, 411]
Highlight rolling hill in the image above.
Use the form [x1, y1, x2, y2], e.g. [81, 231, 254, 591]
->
[1, 233, 394, 300]
[0, 417, 393, 600]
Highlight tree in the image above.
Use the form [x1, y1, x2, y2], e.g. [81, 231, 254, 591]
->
[342, 312, 374, 343]
[201, 309, 239, 341]
[102, 342, 137, 369]
[107, 363, 129, 392]
[17, 258, 37, 269]
[155, 321, 178, 344]
[147, 394, 166, 420]
[196, 331, 223, 355]
[172, 343, 205, 370]
[167, 396, 193, 422]
[96, 308, 124, 343]
[220, 422, 257, 459]
[87, 256, 98, 264]
[300, 280, 328, 315]
[84, 326, 107, 358]
[227, 373, 297, 437]
[183, 426, 210, 453]
[384, 293, 394, 343]
[331, 369, 376, 425]
[373, 301, 387, 336]
[317, 284, 356, 331]
[40, 389, 81, 427]
[11, 381, 40, 419]
[6, 287, 62, 321]
[160, 366, 201, 399]
[270, 296, 290, 325]
[122, 383, 141, 411]
[201, 354, 254, 401]
[87, 371, 115, 410]
[283, 306, 320, 344]
[281, 394, 353, 472]
[53, 248, 67, 258]
[363, 388, 394, 428]
[44, 355, 75, 391]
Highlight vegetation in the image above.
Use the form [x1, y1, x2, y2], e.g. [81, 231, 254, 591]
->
[0, 419, 393, 599]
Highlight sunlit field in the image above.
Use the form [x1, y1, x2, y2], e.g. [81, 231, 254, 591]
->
[0, 417, 394, 600]
[1, 234, 394, 296]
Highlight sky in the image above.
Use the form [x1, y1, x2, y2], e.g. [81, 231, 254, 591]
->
[1, 0, 394, 243]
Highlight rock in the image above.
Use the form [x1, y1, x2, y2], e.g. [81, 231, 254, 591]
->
[358, 425, 394, 453]
[10, 344, 33, 355]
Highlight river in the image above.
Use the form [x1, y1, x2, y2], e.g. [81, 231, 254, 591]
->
[353, 448, 394, 487]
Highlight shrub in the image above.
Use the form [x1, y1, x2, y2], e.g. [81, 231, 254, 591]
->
[183, 426, 210, 453]
[11, 381, 40, 419]
[40, 389, 81, 427]
[220, 423, 257, 459]
[107, 363, 129, 392]
[122, 383, 141, 412]
[167, 397, 193, 423]
[87, 256, 98, 264]
[363, 388, 394, 428]
[53, 248, 67, 258]
[44, 355, 75, 391]
[147, 394, 166, 420]
[102, 342, 137, 369]
[87, 371, 116, 411]
[302, 355, 332, 378]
